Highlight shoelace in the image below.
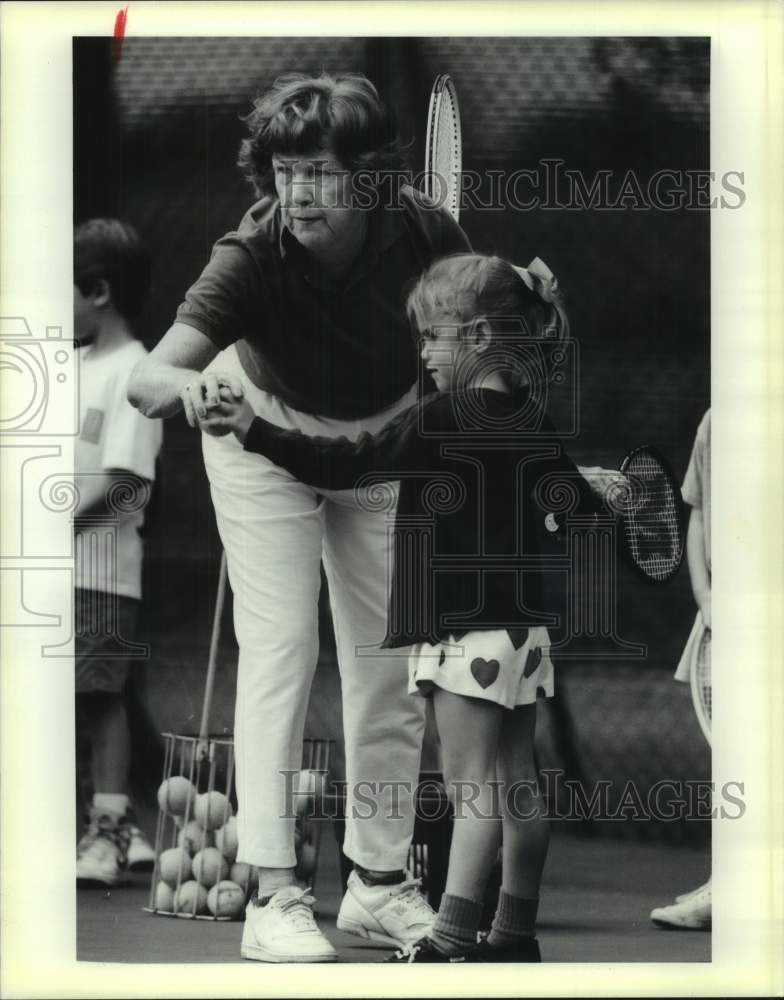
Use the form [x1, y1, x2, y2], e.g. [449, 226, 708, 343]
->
[390, 878, 434, 919]
[392, 941, 424, 963]
[80, 815, 130, 864]
[274, 889, 318, 931]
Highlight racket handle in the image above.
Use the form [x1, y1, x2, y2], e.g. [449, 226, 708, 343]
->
[197, 550, 229, 759]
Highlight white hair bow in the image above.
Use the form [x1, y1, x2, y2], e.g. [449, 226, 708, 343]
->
[513, 257, 559, 304]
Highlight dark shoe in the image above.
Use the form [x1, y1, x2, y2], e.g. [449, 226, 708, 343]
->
[472, 935, 541, 962]
[385, 936, 468, 963]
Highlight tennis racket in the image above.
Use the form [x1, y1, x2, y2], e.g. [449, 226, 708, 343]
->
[424, 74, 462, 222]
[605, 445, 686, 584]
[690, 625, 711, 746]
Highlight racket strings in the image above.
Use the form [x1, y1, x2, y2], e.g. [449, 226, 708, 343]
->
[622, 452, 683, 581]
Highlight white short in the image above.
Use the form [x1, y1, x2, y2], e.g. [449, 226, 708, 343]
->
[408, 626, 554, 709]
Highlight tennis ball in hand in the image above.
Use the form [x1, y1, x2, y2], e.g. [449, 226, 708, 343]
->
[214, 816, 238, 864]
[194, 791, 233, 831]
[192, 847, 229, 888]
[174, 880, 208, 915]
[206, 880, 246, 919]
[154, 880, 175, 912]
[157, 777, 196, 818]
[177, 819, 215, 856]
[229, 862, 258, 897]
[158, 847, 192, 888]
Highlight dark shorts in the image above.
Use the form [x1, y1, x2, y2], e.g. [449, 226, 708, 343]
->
[75, 588, 140, 694]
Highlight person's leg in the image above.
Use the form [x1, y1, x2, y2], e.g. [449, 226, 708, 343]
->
[203, 412, 338, 963]
[89, 693, 131, 794]
[74, 591, 138, 884]
[322, 493, 427, 875]
[485, 702, 549, 956]
[323, 491, 438, 948]
[426, 689, 504, 956]
[203, 427, 324, 877]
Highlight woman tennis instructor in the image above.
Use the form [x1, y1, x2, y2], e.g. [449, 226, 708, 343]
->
[128, 73, 470, 962]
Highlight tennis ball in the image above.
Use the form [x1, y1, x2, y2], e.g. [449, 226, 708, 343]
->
[229, 862, 258, 896]
[206, 880, 246, 919]
[157, 776, 196, 818]
[192, 847, 229, 888]
[174, 880, 208, 915]
[154, 880, 175, 912]
[214, 816, 238, 864]
[194, 791, 233, 831]
[158, 847, 192, 888]
[177, 819, 215, 856]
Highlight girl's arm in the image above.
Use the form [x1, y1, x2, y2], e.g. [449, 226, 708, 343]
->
[686, 506, 711, 628]
[241, 404, 423, 491]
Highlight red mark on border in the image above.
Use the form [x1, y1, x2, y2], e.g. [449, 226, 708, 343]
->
[113, 7, 128, 64]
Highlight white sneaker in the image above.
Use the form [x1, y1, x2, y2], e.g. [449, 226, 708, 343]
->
[76, 815, 129, 886]
[240, 886, 337, 963]
[336, 871, 436, 947]
[650, 887, 711, 930]
[675, 876, 712, 903]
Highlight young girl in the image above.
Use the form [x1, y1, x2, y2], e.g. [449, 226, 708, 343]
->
[202, 253, 597, 962]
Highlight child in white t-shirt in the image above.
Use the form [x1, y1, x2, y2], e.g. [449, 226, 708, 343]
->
[74, 219, 163, 885]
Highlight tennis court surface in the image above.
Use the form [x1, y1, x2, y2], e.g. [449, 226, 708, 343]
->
[77, 829, 710, 964]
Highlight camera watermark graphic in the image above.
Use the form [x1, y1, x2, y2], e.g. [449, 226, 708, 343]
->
[0, 317, 79, 436]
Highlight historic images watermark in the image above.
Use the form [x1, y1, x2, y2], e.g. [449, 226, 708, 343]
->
[280, 770, 745, 823]
[275, 160, 746, 213]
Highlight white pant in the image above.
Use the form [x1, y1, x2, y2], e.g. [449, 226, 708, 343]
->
[202, 346, 425, 869]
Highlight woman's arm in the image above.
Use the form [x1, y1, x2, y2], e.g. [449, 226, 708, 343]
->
[127, 322, 243, 423]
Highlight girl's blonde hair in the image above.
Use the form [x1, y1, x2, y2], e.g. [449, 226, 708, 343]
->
[406, 253, 569, 391]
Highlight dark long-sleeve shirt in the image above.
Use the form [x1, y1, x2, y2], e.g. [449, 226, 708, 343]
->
[245, 388, 598, 648]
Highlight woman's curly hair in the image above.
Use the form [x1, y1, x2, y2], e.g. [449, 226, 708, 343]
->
[237, 73, 408, 198]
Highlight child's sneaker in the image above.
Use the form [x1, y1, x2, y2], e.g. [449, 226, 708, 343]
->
[121, 811, 156, 871]
[472, 935, 541, 962]
[76, 813, 130, 886]
[337, 871, 436, 947]
[650, 886, 711, 930]
[385, 936, 468, 963]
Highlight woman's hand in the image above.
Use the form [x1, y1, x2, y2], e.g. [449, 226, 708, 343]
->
[197, 386, 256, 443]
[181, 371, 245, 427]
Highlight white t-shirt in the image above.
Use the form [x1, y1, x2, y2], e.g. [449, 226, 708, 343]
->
[75, 340, 163, 599]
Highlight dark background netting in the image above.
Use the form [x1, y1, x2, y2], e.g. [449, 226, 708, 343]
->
[75, 36, 711, 846]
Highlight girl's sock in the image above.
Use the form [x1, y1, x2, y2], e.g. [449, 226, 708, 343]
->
[430, 893, 484, 956]
[487, 890, 539, 949]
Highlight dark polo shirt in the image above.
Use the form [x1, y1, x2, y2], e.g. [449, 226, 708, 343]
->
[176, 186, 471, 419]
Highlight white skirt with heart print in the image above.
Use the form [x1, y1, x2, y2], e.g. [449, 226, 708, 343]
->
[408, 627, 554, 709]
